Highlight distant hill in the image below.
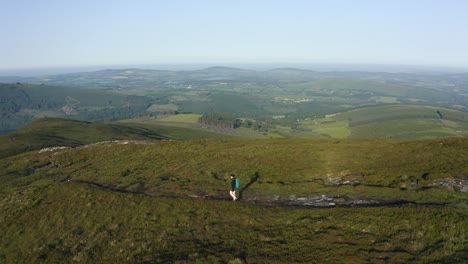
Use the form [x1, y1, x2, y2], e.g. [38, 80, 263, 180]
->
[0, 82, 153, 130]
[1, 66, 466, 88]
[196, 66, 254, 74]
[0, 67, 258, 87]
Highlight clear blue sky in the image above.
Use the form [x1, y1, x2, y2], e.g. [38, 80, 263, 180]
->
[1, 0, 468, 70]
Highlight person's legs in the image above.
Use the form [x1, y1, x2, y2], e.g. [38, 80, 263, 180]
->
[229, 190, 237, 201]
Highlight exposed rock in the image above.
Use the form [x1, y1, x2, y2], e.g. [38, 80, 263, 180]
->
[433, 178, 468, 192]
[346, 199, 380, 206]
[38, 146, 69, 153]
[324, 175, 362, 186]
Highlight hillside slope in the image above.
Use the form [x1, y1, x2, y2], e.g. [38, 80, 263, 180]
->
[1, 183, 466, 263]
[290, 105, 468, 139]
[0, 118, 229, 159]
[1, 136, 467, 262]
[2, 136, 467, 204]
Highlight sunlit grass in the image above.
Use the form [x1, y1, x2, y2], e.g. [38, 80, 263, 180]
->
[157, 114, 202, 123]
[302, 118, 351, 138]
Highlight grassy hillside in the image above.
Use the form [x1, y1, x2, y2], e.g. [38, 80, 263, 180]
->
[287, 105, 468, 139]
[1, 184, 466, 263]
[2, 137, 467, 203]
[343, 105, 468, 139]
[123, 115, 268, 138]
[0, 118, 229, 159]
[0, 136, 467, 262]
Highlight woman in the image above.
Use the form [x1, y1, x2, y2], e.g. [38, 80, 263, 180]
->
[229, 174, 238, 201]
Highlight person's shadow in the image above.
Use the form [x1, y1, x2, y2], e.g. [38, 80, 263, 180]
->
[238, 172, 260, 200]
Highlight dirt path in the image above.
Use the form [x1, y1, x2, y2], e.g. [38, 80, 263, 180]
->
[72, 179, 452, 208]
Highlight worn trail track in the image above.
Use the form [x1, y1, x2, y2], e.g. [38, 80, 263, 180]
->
[72, 179, 454, 209]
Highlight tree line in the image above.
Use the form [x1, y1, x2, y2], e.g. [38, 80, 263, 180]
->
[198, 113, 242, 129]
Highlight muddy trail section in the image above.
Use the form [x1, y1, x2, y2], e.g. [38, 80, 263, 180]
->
[72, 179, 457, 209]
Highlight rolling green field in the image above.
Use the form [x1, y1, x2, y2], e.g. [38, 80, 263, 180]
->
[282, 105, 468, 139]
[157, 113, 202, 123]
[123, 115, 268, 139]
[122, 105, 468, 140]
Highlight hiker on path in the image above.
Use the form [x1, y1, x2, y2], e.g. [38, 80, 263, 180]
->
[229, 174, 239, 201]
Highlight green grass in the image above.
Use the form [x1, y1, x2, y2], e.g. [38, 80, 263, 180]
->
[0, 117, 231, 159]
[2, 137, 467, 204]
[236, 127, 270, 138]
[290, 105, 468, 139]
[157, 113, 202, 123]
[0, 182, 466, 263]
[336, 105, 468, 125]
[1, 118, 468, 263]
[299, 118, 351, 138]
[125, 116, 268, 139]
[350, 118, 468, 139]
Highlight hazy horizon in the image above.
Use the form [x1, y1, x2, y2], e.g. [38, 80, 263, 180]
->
[1, 1, 467, 72]
[1, 62, 468, 77]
